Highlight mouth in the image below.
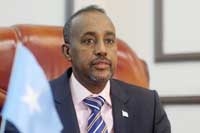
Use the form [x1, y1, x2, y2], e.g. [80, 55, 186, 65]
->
[92, 59, 111, 70]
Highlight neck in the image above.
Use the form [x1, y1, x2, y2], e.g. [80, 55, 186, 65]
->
[81, 78, 108, 94]
[73, 74, 108, 94]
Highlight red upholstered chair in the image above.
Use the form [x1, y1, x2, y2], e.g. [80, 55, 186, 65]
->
[0, 24, 149, 109]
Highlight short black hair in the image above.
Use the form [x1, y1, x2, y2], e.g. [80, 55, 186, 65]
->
[63, 5, 106, 44]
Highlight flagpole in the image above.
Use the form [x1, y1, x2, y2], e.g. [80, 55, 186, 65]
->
[0, 117, 6, 133]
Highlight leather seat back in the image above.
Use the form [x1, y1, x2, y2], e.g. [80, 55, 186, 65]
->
[0, 24, 149, 108]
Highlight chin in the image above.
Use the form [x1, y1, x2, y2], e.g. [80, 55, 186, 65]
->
[90, 73, 112, 83]
[89, 68, 114, 81]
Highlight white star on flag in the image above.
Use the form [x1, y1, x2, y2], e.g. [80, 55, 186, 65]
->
[21, 85, 41, 113]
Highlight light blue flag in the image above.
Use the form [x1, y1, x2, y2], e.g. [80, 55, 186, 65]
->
[1, 44, 63, 133]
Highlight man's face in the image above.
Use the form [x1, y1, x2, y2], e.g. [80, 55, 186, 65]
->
[68, 11, 117, 84]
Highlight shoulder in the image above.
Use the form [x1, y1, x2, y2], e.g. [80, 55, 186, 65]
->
[49, 69, 71, 88]
[112, 79, 156, 96]
[111, 79, 159, 104]
[111, 80, 171, 132]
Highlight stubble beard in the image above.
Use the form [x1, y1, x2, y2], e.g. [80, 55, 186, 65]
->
[89, 68, 114, 84]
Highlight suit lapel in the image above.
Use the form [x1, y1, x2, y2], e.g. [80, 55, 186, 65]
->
[110, 79, 136, 133]
[50, 69, 80, 133]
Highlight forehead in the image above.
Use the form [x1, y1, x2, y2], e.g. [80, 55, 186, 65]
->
[71, 11, 115, 36]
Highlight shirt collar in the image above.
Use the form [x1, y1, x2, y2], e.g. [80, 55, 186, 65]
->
[70, 73, 112, 106]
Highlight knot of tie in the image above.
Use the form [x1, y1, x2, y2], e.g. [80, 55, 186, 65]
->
[83, 96, 105, 111]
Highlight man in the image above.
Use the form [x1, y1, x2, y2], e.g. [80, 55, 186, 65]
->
[5, 5, 170, 133]
[51, 5, 170, 133]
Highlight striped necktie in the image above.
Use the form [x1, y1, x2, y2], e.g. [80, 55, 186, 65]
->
[83, 96, 108, 133]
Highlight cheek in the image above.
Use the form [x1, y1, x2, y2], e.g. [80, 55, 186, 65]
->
[110, 49, 118, 62]
[71, 49, 93, 65]
[112, 56, 118, 69]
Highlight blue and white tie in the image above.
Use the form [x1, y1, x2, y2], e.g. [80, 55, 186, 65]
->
[83, 96, 108, 133]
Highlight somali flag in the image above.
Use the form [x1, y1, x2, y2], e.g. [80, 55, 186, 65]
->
[1, 44, 63, 133]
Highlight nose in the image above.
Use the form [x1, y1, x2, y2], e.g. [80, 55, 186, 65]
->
[94, 40, 107, 57]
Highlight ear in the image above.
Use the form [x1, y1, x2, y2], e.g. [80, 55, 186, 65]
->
[62, 43, 72, 61]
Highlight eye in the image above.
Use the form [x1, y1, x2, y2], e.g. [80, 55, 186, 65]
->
[104, 38, 115, 45]
[81, 38, 96, 46]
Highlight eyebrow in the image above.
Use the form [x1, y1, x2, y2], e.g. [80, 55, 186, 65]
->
[81, 32, 96, 37]
[81, 31, 115, 37]
[105, 31, 115, 37]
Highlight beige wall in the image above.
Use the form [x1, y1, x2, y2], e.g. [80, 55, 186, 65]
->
[0, 0, 65, 26]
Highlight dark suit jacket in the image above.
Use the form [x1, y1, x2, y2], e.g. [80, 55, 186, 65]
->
[5, 68, 171, 133]
[50, 68, 170, 133]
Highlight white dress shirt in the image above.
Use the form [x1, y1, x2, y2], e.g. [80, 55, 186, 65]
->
[70, 73, 114, 133]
